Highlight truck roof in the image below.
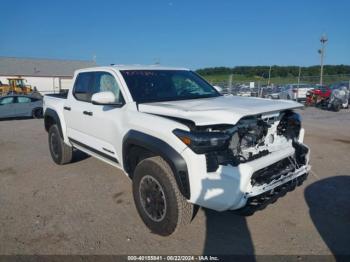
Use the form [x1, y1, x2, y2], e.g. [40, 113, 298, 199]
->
[77, 65, 190, 72]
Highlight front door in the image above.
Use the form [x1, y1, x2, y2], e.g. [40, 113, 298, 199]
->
[64, 70, 125, 165]
[15, 96, 33, 116]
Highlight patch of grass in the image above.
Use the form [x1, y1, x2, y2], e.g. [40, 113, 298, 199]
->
[201, 73, 349, 86]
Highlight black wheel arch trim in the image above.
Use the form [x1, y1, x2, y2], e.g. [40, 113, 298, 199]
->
[123, 130, 191, 199]
[44, 108, 63, 138]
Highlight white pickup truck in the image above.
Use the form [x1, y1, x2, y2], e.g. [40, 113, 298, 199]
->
[44, 65, 311, 236]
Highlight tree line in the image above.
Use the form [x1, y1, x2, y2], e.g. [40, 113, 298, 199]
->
[196, 65, 350, 78]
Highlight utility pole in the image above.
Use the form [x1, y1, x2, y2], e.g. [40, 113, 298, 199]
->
[318, 34, 328, 86]
[228, 74, 233, 91]
[297, 66, 301, 101]
[267, 65, 272, 86]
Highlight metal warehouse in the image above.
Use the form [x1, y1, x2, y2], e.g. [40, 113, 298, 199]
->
[0, 57, 95, 94]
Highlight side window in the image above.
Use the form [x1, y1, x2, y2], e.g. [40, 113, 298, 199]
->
[17, 97, 31, 103]
[73, 72, 94, 102]
[0, 97, 14, 105]
[92, 72, 124, 103]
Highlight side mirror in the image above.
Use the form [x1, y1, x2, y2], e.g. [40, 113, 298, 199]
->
[213, 85, 223, 93]
[91, 91, 119, 105]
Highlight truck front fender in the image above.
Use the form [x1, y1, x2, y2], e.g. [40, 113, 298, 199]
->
[123, 130, 190, 199]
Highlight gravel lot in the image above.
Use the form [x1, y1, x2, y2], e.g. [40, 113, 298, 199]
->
[0, 107, 349, 255]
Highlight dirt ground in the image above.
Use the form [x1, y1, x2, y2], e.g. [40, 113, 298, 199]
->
[0, 107, 349, 255]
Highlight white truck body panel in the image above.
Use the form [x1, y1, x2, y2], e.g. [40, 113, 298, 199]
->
[138, 95, 303, 126]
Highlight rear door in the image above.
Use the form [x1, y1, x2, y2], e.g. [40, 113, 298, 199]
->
[0, 96, 16, 118]
[64, 72, 94, 145]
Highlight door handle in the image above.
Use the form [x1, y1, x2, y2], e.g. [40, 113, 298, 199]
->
[83, 110, 93, 116]
[64, 106, 71, 111]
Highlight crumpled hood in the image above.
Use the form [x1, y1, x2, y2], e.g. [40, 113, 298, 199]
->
[138, 95, 303, 126]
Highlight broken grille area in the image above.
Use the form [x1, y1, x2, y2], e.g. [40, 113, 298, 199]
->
[251, 157, 296, 186]
[235, 173, 308, 216]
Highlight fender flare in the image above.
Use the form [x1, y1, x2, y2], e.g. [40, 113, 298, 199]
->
[44, 108, 63, 138]
[123, 130, 190, 199]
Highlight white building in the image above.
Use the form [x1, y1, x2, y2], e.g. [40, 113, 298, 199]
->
[0, 57, 95, 94]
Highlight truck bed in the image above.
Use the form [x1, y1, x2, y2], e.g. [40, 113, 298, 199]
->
[45, 92, 68, 99]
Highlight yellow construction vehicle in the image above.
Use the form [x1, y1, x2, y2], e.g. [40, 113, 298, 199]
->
[0, 77, 33, 95]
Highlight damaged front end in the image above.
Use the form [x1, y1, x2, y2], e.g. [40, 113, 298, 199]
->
[173, 109, 310, 212]
[173, 110, 308, 172]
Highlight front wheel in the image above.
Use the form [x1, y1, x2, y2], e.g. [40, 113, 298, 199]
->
[132, 156, 193, 236]
[48, 124, 73, 165]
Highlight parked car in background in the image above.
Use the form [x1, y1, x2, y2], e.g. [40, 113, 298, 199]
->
[328, 81, 349, 111]
[305, 82, 349, 111]
[264, 86, 282, 99]
[279, 84, 314, 101]
[305, 85, 331, 106]
[250, 87, 259, 97]
[236, 87, 251, 97]
[0, 95, 43, 119]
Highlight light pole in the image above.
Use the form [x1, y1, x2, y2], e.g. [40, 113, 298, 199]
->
[267, 65, 272, 86]
[296, 66, 301, 101]
[318, 34, 328, 86]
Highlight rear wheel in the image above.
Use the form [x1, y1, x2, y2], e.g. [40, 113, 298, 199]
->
[132, 156, 193, 236]
[48, 124, 73, 165]
[32, 108, 43, 118]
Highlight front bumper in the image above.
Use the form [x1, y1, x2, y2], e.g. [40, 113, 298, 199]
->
[246, 163, 311, 198]
[235, 172, 309, 215]
[184, 143, 310, 212]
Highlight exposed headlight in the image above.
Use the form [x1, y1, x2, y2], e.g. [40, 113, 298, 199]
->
[277, 111, 301, 140]
[173, 129, 230, 154]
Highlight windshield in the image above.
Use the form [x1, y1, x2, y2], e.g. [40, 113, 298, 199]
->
[120, 70, 220, 103]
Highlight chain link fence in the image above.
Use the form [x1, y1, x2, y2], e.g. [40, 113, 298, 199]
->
[208, 74, 350, 97]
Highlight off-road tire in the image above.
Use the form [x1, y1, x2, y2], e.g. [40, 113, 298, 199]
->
[48, 124, 73, 165]
[132, 156, 193, 236]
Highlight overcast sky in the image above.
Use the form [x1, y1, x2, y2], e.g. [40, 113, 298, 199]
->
[1, 0, 349, 69]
